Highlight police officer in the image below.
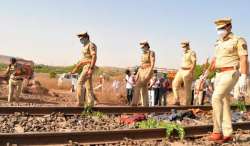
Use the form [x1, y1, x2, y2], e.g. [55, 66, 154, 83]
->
[5, 58, 26, 102]
[131, 41, 155, 106]
[70, 32, 97, 107]
[172, 41, 197, 105]
[203, 17, 248, 143]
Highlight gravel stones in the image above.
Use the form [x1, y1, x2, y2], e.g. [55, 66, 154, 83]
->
[0, 112, 127, 133]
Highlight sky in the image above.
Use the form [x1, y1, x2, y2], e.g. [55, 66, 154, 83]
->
[0, 0, 250, 69]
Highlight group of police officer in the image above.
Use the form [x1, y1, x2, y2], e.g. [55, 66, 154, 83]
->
[5, 17, 248, 143]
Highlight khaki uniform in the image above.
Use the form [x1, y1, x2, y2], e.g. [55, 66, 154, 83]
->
[172, 49, 197, 105]
[212, 32, 248, 137]
[77, 41, 97, 106]
[7, 63, 25, 102]
[132, 50, 155, 106]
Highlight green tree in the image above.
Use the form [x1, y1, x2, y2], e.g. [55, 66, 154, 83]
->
[194, 64, 215, 80]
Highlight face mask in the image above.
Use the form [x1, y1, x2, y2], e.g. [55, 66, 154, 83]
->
[141, 48, 146, 52]
[141, 47, 149, 53]
[80, 38, 86, 44]
[217, 29, 228, 38]
[182, 47, 188, 53]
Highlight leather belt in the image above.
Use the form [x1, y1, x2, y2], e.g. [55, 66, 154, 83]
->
[11, 78, 23, 81]
[83, 61, 92, 64]
[141, 64, 151, 69]
[216, 66, 235, 73]
[80, 61, 92, 67]
[181, 67, 191, 70]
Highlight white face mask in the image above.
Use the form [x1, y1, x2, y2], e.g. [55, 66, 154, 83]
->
[182, 47, 188, 53]
[141, 47, 148, 53]
[80, 38, 85, 44]
[217, 29, 228, 38]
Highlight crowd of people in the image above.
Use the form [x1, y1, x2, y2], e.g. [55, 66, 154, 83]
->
[124, 68, 216, 107]
[125, 69, 170, 106]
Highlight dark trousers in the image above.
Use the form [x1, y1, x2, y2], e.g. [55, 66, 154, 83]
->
[191, 90, 194, 105]
[159, 89, 167, 106]
[153, 88, 160, 105]
[126, 88, 133, 104]
[201, 91, 206, 105]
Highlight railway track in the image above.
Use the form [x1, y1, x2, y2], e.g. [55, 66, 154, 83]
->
[0, 105, 249, 115]
[1, 122, 250, 145]
[1, 105, 249, 145]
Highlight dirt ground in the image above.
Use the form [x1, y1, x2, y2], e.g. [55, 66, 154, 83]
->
[0, 75, 186, 106]
[0, 73, 127, 106]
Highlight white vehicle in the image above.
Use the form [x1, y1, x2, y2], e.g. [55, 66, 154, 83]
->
[58, 73, 79, 89]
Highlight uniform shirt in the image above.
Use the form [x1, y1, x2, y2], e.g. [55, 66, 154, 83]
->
[81, 41, 97, 62]
[181, 49, 197, 68]
[215, 33, 248, 68]
[7, 63, 25, 80]
[141, 50, 155, 65]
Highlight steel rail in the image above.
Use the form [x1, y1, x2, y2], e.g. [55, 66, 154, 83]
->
[1, 122, 250, 145]
[0, 105, 249, 115]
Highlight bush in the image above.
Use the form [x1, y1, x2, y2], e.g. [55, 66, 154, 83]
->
[194, 65, 203, 80]
[0, 64, 7, 71]
[194, 64, 216, 80]
[34, 64, 74, 74]
[49, 72, 57, 78]
[136, 118, 185, 140]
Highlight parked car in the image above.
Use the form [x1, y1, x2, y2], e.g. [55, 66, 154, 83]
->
[58, 73, 78, 89]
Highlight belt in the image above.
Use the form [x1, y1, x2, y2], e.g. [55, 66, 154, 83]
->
[79, 61, 92, 67]
[181, 67, 191, 70]
[82, 61, 92, 65]
[141, 64, 151, 69]
[216, 66, 236, 73]
[16, 79, 23, 81]
[11, 78, 23, 81]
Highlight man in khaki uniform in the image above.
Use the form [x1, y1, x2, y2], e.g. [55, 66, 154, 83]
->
[5, 58, 26, 102]
[202, 17, 248, 143]
[70, 32, 97, 107]
[131, 41, 155, 106]
[172, 41, 197, 105]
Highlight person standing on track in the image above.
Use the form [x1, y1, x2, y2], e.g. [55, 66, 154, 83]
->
[153, 70, 160, 105]
[5, 58, 26, 102]
[125, 69, 134, 105]
[131, 41, 155, 107]
[172, 41, 197, 105]
[148, 70, 160, 106]
[70, 32, 97, 107]
[193, 76, 206, 105]
[159, 73, 169, 106]
[202, 17, 248, 144]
